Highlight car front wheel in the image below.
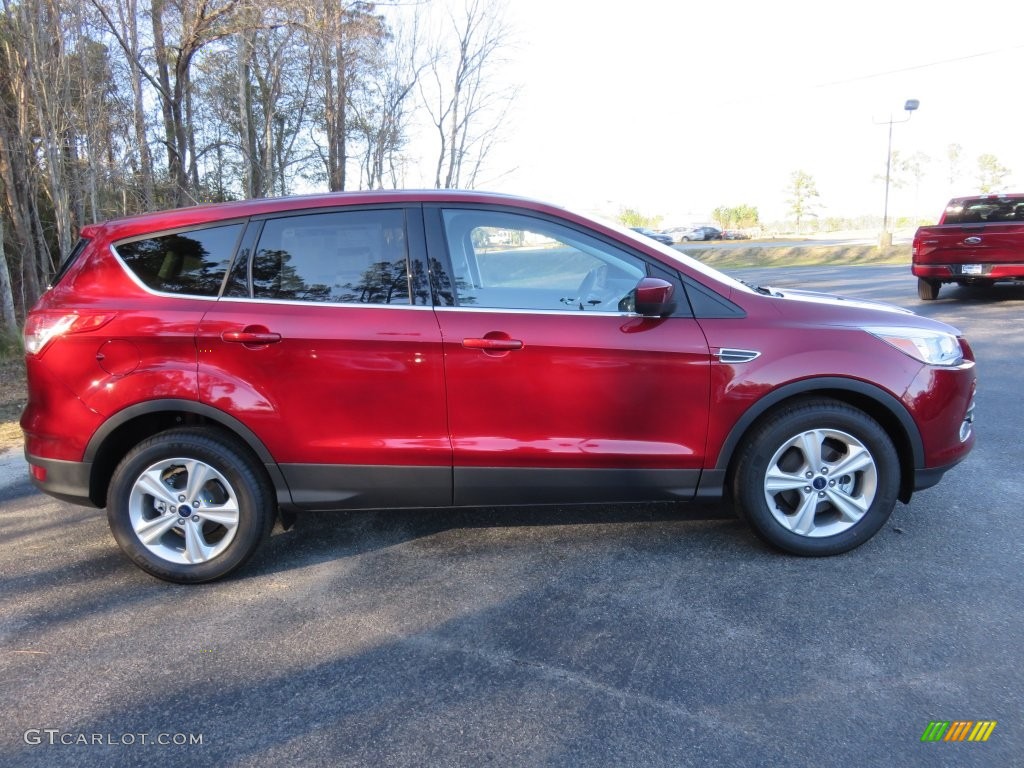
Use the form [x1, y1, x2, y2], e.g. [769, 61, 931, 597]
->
[733, 399, 900, 556]
[107, 428, 275, 583]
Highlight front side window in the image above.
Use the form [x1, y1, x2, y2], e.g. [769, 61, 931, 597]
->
[115, 223, 243, 296]
[440, 209, 646, 312]
[252, 209, 410, 304]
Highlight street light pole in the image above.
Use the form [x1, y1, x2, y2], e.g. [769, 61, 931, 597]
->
[876, 99, 919, 248]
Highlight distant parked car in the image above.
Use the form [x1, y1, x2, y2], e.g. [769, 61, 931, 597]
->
[630, 227, 675, 246]
[664, 227, 693, 244]
[722, 230, 750, 240]
[683, 226, 722, 241]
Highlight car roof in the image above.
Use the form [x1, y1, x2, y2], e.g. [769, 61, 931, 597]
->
[78, 190, 562, 242]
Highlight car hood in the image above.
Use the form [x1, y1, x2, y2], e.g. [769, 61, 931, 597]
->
[765, 287, 963, 334]
[772, 287, 913, 314]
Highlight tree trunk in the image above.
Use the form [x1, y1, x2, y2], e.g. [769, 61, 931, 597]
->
[237, 28, 259, 198]
[0, 209, 18, 331]
[151, 0, 188, 206]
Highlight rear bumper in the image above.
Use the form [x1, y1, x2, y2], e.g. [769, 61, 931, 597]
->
[24, 452, 96, 508]
[913, 262, 1024, 281]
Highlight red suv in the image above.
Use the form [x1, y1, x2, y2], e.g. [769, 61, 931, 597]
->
[22, 191, 977, 582]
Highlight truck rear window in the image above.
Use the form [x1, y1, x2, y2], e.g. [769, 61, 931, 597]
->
[943, 198, 1024, 224]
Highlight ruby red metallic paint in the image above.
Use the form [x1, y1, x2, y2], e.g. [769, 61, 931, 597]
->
[21, 190, 977, 580]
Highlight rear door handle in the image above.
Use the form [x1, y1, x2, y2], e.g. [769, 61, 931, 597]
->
[222, 330, 282, 344]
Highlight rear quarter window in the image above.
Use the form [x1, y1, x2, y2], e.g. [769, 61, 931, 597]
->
[50, 237, 90, 287]
[114, 223, 244, 296]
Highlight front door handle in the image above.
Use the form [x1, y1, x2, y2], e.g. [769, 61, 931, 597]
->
[462, 337, 524, 351]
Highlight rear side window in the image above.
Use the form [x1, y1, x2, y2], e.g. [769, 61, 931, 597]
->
[943, 198, 1024, 224]
[252, 209, 410, 304]
[115, 224, 244, 296]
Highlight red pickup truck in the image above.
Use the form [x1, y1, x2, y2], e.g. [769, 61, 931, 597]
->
[912, 193, 1024, 300]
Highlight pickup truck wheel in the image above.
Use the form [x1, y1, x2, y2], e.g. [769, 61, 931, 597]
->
[917, 278, 940, 300]
[733, 399, 900, 556]
[107, 428, 275, 583]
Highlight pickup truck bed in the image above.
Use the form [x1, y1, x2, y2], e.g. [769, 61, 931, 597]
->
[912, 194, 1024, 300]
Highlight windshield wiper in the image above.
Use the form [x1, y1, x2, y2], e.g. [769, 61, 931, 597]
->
[741, 280, 783, 297]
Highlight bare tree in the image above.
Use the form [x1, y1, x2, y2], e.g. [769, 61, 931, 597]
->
[303, 1, 387, 191]
[786, 170, 820, 233]
[351, 9, 424, 189]
[422, 0, 515, 189]
[946, 142, 962, 191]
[92, 0, 241, 206]
[977, 153, 1011, 194]
[0, 200, 16, 330]
[233, 5, 315, 198]
[0, 0, 80, 306]
[901, 151, 930, 225]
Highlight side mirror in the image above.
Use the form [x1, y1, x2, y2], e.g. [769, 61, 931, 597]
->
[634, 277, 677, 317]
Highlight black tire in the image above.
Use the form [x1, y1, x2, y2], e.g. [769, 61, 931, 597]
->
[917, 278, 940, 301]
[732, 399, 900, 556]
[107, 428, 275, 583]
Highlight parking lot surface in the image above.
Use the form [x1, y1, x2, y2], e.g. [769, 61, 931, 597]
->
[1, 265, 1020, 767]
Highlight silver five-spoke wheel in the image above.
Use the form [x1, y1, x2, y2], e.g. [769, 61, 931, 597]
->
[129, 458, 240, 565]
[734, 399, 899, 556]
[108, 428, 274, 583]
[762, 428, 877, 538]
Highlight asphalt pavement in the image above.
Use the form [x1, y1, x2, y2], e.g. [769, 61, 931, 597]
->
[1, 265, 1020, 767]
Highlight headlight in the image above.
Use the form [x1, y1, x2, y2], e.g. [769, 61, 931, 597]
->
[865, 326, 964, 366]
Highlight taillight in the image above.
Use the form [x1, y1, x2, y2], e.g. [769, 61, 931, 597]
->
[23, 312, 116, 355]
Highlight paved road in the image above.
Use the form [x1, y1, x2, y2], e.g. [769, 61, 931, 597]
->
[1, 265, 1021, 767]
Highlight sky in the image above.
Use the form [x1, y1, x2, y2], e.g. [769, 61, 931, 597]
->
[399, 0, 1024, 227]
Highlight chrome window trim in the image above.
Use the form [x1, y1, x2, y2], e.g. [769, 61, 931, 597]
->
[110, 246, 430, 309]
[433, 305, 638, 318]
[210, 296, 434, 310]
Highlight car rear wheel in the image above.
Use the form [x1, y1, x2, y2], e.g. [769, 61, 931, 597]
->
[107, 428, 275, 583]
[733, 399, 900, 556]
[917, 278, 940, 300]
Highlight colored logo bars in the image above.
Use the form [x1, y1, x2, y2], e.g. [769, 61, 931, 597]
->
[921, 721, 997, 742]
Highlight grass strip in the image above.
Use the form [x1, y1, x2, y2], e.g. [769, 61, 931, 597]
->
[687, 244, 911, 269]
